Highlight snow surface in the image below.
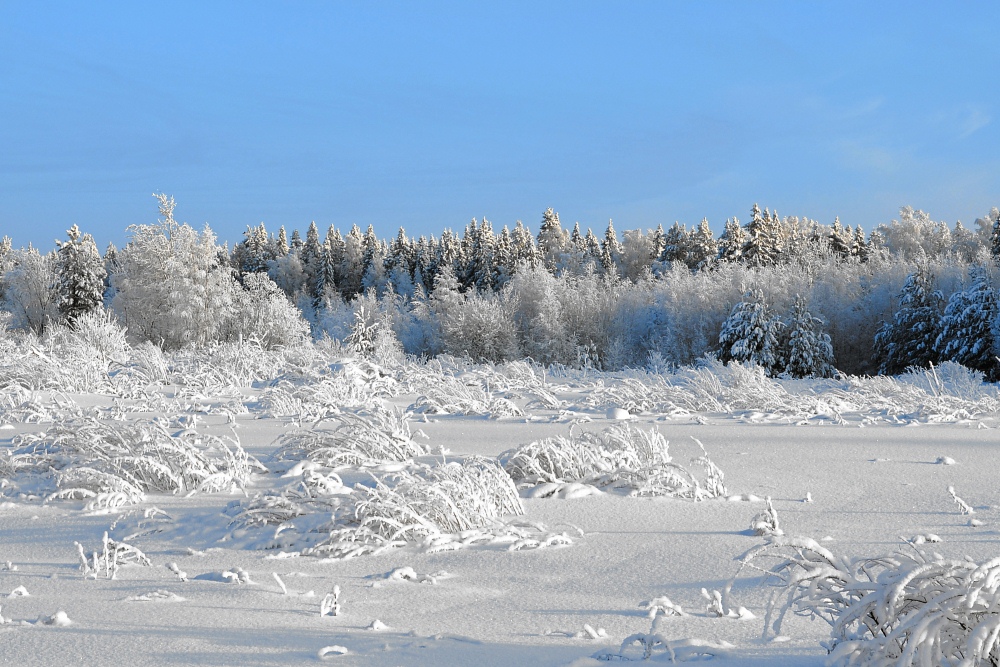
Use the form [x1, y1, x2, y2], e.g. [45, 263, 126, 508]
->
[1, 365, 998, 666]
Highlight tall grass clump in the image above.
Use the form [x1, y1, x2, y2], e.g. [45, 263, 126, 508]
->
[271, 405, 429, 469]
[732, 536, 1000, 667]
[3, 418, 263, 508]
[501, 425, 727, 499]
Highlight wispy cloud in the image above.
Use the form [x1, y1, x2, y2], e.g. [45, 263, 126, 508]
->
[958, 106, 991, 139]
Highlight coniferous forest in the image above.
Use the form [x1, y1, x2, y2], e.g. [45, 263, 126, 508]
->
[5, 194, 1000, 380]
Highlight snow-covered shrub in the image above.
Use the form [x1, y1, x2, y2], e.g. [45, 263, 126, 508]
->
[410, 373, 523, 417]
[501, 425, 727, 499]
[272, 405, 428, 469]
[4, 418, 262, 508]
[733, 537, 1000, 667]
[231, 456, 527, 559]
[111, 194, 236, 349]
[225, 273, 310, 349]
[348, 457, 523, 542]
[3, 247, 59, 334]
[258, 359, 398, 420]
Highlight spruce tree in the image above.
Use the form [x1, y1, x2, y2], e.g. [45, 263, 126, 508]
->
[55, 224, 106, 325]
[718, 288, 781, 374]
[933, 267, 999, 378]
[741, 204, 783, 266]
[717, 217, 747, 262]
[600, 219, 623, 277]
[779, 297, 836, 378]
[873, 268, 944, 374]
[537, 208, 567, 271]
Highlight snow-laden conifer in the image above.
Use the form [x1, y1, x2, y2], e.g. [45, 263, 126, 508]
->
[55, 225, 106, 325]
[779, 297, 836, 378]
[718, 288, 781, 374]
[933, 266, 999, 378]
[873, 268, 944, 375]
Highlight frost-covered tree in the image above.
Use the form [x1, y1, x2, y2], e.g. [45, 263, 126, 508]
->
[600, 219, 623, 277]
[509, 265, 574, 365]
[718, 288, 781, 373]
[991, 210, 1000, 264]
[779, 297, 836, 378]
[3, 246, 59, 334]
[300, 221, 326, 304]
[537, 208, 568, 272]
[873, 267, 944, 375]
[55, 224, 106, 325]
[687, 218, 717, 270]
[111, 194, 235, 349]
[339, 224, 365, 299]
[933, 267, 999, 378]
[512, 220, 540, 269]
[224, 272, 310, 348]
[742, 204, 783, 266]
[717, 217, 747, 263]
[231, 223, 274, 277]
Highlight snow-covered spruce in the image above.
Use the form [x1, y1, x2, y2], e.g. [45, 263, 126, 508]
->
[731, 536, 1000, 667]
[501, 425, 727, 499]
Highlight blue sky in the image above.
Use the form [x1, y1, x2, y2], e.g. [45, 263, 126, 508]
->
[1, 2, 998, 250]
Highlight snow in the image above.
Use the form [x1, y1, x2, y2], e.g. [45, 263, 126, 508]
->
[1, 356, 998, 665]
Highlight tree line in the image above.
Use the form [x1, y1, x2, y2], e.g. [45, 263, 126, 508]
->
[3, 195, 1000, 378]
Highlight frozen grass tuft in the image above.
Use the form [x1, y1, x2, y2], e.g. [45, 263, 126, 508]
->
[271, 405, 430, 469]
[501, 425, 727, 499]
[732, 536, 1000, 667]
[3, 418, 263, 507]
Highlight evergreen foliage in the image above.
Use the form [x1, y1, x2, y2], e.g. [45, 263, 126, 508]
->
[55, 224, 107, 325]
[933, 267, 999, 379]
[779, 297, 836, 378]
[873, 268, 944, 375]
[718, 288, 781, 374]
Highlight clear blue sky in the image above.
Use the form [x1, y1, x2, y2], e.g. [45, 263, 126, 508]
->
[2, 1, 998, 250]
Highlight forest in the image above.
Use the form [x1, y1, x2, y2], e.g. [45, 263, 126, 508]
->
[4, 193, 1000, 380]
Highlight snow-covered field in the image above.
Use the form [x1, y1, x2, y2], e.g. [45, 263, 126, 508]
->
[1, 344, 998, 666]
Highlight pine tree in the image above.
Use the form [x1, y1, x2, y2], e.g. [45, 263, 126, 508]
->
[717, 288, 781, 374]
[469, 218, 496, 291]
[991, 210, 1000, 263]
[493, 225, 516, 287]
[873, 268, 944, 375]
[55, 224, 106, 325]
[717, 217, 747, 262]
[339, 224, 365, 299]
[687, 218, 717, 270]
[231, 223, 273, 277]
[828, 217, 851, 258]
[933, 267, 999, 378]
[779, 297, 835, 378]
[275, 227, 290, 257]
[600, 219, 623, 277]
[659, 222, 688, 264]
[512, 220, 540, 268]
[300, 221, 325, 304]
[742, 204, 783, 266]
[537, 208, 568, 271]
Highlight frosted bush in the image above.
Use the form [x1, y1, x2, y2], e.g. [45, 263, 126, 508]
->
[410, 372, 522, 417]
[3, 418, 263, 507]
[502, 425, 727, 499]
[732, 537, 1000, 667]
[272, 405, 429, 469]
